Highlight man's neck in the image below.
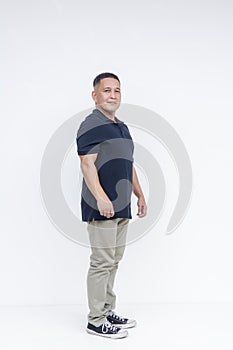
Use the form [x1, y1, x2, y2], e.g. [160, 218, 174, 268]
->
[96, 106, 116, 122]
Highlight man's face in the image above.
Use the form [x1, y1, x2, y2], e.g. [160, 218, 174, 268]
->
[92, 78, 121, 114]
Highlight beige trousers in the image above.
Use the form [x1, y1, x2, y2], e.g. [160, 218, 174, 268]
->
[86, 218, 129, 327]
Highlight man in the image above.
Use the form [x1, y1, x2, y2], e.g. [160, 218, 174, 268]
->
[76, 72, 147, 339]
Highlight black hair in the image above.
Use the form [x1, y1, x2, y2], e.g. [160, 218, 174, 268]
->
[93, 72, 120, 87]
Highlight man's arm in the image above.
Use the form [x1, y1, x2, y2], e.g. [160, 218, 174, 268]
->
[79, 154, 114, 218]
[132, 165, 147, 218]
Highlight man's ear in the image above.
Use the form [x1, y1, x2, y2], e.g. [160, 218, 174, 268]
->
[91, 90, 97, 103]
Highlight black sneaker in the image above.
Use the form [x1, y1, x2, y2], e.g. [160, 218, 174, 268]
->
[86, 321, 128, 339]
[107, 311, 137, 329]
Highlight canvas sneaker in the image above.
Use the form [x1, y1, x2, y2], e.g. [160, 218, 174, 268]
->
[107, 311, 137, 329]
[86, 320, 128, 339]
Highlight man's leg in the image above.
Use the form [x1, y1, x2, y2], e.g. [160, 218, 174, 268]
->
[104, 218, 129, 315]
[86, 219, 118, 327]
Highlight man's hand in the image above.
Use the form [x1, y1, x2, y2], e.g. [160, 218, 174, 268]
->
[132, 165, 147, 218]
[97, 197, 115, 219]
[137, 196, 147, 218]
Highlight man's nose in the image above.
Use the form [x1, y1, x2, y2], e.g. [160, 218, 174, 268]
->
[109, 90, 116, 99]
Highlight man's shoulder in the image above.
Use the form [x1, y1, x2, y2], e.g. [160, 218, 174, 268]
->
[77, 111, 101, 138]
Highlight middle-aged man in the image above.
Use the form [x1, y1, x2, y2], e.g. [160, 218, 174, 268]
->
[76, 72, 147, 339]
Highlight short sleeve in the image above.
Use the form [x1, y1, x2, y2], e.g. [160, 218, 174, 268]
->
[76, 129, 101, 156]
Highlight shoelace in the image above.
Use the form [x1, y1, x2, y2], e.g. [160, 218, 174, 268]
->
[110, 312, 125, 322]
[102, 321, 118, 334]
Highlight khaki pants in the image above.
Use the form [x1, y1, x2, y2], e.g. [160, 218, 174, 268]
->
[86, 218, 129, 327]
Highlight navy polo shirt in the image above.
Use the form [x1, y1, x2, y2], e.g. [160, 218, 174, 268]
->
[76, 108, 134, 222]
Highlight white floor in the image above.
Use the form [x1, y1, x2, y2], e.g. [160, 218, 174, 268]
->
[0, 303, 232, 350]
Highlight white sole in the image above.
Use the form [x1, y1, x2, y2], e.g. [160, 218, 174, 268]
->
[86, 328, 128, 339]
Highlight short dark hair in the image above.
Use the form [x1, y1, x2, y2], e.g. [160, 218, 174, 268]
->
[93, 72, 120, 88]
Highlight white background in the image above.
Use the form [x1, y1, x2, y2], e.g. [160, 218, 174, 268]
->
[1, 0, 233, 309]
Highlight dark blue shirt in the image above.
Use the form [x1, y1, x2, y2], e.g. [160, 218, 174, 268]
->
[76, 108, 134, 222]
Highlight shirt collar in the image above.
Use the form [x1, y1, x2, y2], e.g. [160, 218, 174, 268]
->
[93, 108, 123, 124]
